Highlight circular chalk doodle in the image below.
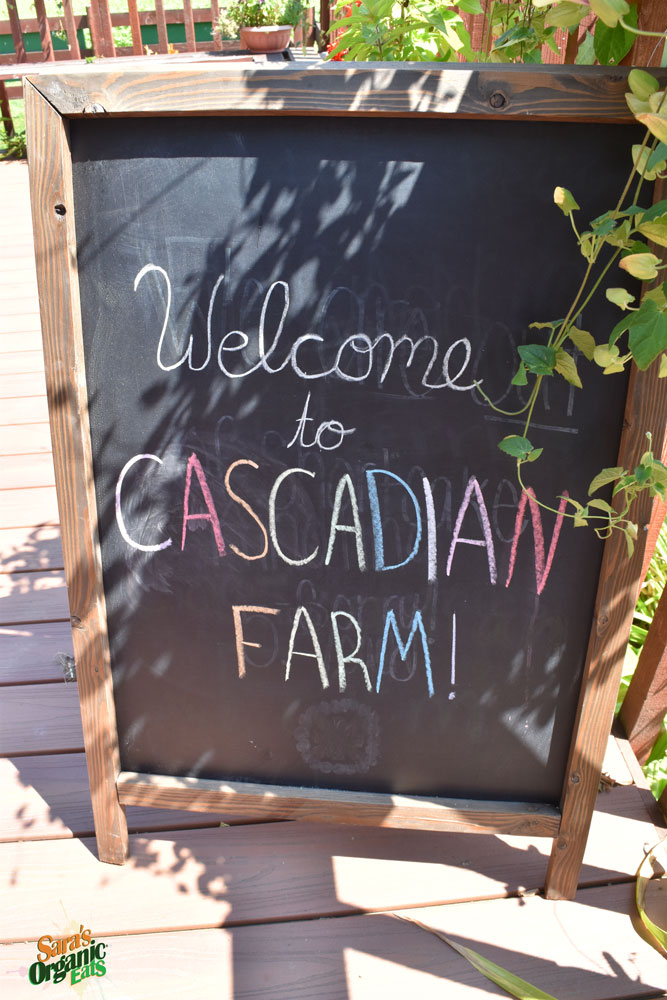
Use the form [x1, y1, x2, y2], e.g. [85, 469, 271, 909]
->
[295, 699, 380, 775]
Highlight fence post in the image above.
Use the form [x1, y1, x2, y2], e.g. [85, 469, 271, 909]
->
[33, 0, 55, 61]
[619, 580, 667, 764]
[60, 0, 82, 59]
[154, 0, 170, 53]
[210, 0, 222, 50]
[624, 0, 665, 66]
[6, 0, 26, 63]
[0, 82, 14, 137]
[183, 0, 196, 51]
[127, 0, 144, 54]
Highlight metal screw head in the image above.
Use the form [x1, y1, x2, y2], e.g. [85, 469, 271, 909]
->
[83, 103, 106, 114]
[571, 772, 581, 784]
[489, 92, 507, 109]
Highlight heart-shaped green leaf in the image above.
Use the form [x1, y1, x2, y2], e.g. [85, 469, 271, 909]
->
[589, 0, 629, 28]
[619, 252, 661, 280]
[628, 69, 660, 101]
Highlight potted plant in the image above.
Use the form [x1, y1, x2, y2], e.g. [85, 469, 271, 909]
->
[217, 0, 307, 53]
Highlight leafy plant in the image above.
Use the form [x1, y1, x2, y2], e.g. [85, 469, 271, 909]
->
[327, 0, 481, 63]
[480, 69, 667, 557]
[0, 124, 27, 160]
[217, 0, 305, 32]
[326, 0, 662, 67]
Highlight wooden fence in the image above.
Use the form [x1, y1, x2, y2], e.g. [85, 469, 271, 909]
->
[0, 1, 317, 132]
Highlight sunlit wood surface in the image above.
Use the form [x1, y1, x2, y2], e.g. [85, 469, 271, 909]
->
[1, 158, 666, 999]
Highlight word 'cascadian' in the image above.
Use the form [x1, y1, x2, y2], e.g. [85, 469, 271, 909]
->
[134, 266, 476, 391]
[116, 451, 568, 595]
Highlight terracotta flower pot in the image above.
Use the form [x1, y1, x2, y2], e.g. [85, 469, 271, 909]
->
[239, 25, 292, 53]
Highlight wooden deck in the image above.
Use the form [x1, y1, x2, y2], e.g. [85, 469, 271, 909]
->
[1, 157, 666, 998]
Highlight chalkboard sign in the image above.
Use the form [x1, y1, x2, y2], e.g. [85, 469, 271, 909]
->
[25, 63, 667, 900]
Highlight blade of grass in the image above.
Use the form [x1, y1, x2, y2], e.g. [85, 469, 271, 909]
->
[636, 840, 667, 956]
[398, 916, 559, 1000]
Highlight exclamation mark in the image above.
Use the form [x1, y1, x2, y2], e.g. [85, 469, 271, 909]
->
[449, 612, 456, 700]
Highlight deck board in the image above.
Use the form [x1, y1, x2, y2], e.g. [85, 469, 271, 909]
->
[0, 570, 69, 624]
[0, 351, 47, 375]
[0, 754, 240, 841]
[0, 396, 49, 426]
[0, 782, 662, 943]
[0, 621, 71, 683]
[0, 422, 52, 455]
[1, 886, 666, 999]
[0, 525, 63, 574]
[0, 452, 55, 489]
[1, 146, 666, 1000]
[0, 486, 58, 527]
[0, 331, 44, 350]
[0, 683, 82, 755]
[0, 371, 47, 399]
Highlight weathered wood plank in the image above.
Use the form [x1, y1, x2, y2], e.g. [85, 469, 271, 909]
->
[32, 0, 55, 62]
[0, 423, 51, 455]
[5, 0, 26, 63]
[0, 351, 45, 375]
[620, 577, 667, 763]
[0, 754, 263, 841]
[27, 65, 667, 121]
[0, 8, 223, 36]
[0, 325, 41, 343]
[0, 297, 39, 319]
[0, 336, 42, 356]
[0, 525, 63, 575]
[154, 0, 170, 53]
[118, 772, 561, 838]
[0, 397, 49, 427]
[0, 621, 71, 683]
[60, 0, 81, 60]
[0, 807, 661, 946]
[0, 372, 47, 399]
[546, 209, 667, 897]
[25, 79, 129, 865]
[2, 886, 664, 999]
[127, 0, 144, 55]
[1, 452, 54, 489]
[0, 485, 58, 529]
[625, 0, 665, 68]
[183, 0, 196, 52]
[95, 0, 116, 59]
[0, 738, 651, 853]
[0, 569, 69, 625]
[0, 683, 83, 756]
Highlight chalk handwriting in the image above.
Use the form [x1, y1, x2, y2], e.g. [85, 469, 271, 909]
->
[287, 392, 356, 451]
[115, 450, 567, 594]
[134, 266, 477, 395]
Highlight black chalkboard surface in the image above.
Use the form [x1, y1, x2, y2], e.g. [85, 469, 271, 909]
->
[28, 63, 667, 897]
[71, 112, 630, 804]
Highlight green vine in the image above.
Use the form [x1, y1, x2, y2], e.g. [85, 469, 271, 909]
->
[487, 69, 667, 557]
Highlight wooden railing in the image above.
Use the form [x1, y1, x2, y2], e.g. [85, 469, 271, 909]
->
[1, 0, 225, 66]
[0, 1, 317, 133]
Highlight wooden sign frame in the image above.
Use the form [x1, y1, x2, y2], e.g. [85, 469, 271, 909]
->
[24, 62, 667, 901]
